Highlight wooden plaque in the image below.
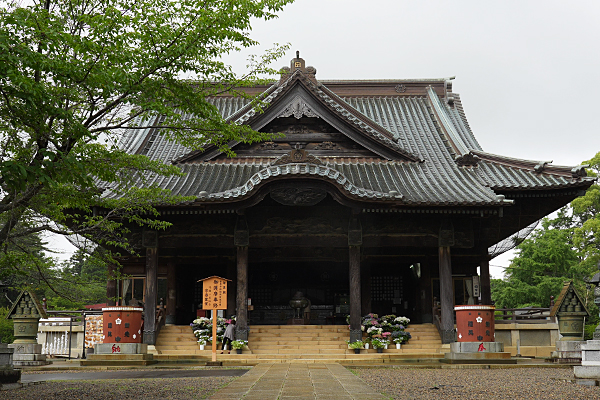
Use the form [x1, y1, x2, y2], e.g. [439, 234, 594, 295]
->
[201, 276, 228, 310]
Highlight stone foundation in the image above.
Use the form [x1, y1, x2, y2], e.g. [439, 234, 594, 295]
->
[443, 341, 515, 364]
[8, 343, 46, 367]
[572, 340, 600, 385]
[552, 340, 582, 363]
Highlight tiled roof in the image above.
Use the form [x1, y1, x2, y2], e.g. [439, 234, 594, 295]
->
[101, 158, 508, 205]
[112, 77, 594, 207]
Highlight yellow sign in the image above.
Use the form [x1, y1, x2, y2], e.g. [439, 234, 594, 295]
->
[199, 276, 229, 310]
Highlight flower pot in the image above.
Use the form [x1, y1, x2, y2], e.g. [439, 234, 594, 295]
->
[384, 343, 388, 349]
[364, 343, 369, 349]
[199, 344, 205, 350]
[376, 348, 383, 353]
[396, 343, 401, 349]
[236, 349, 242, 354]
[354, 348, 360, 354]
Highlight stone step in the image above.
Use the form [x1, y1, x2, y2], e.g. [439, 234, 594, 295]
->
[251, 344, 347, 350]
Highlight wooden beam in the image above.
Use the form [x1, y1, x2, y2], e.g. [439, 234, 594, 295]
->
[166, 261, 176, 325]
[439, 246, 454, 344]
[349, 246, 362, 343]
[143, 245, 158, 345]
[480, 259, 492, 305]
[235, 246, 249, 341]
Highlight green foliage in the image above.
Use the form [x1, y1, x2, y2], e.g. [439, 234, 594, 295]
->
[0, 0, 293, 299]
[585, 322, 599, 340]
[492, 152, 600, 334]
[0, 308, 14, 344]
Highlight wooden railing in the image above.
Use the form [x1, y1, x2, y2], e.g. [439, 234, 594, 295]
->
[494, 307, 555, 323]
[42, 309, 103, 360]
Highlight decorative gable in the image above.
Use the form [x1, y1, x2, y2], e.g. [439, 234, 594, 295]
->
[175, 54, 421, 164]
[6, 290, 47, 320]
[550, 281, 589, 317]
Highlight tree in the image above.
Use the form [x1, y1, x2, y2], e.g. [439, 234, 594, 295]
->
[0, 0, 292, 293]
[492, 152, 600, 325]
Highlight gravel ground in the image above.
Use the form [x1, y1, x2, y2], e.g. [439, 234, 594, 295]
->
[0, 376, 235, 399]
[5, 366, 600, 399]
[354, 367, 600, 400]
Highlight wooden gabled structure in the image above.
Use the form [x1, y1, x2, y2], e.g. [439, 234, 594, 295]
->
[102, 53, 595, 345]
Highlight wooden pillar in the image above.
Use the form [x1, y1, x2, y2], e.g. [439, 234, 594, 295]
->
[349, 246, 362, 342]
[106, 263, 117, 306]
[348, 213, 362, 343]
[361, 262, 371, 316]
[235, 246, 249, 341]
[143, 231, 158, 345]
[226, 262, 236, 317]
[439, 246, 454, 343]
[166, 261, 176, 325]
[480, 258, 492, 305]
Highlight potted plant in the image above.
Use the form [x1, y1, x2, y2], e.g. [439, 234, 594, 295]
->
[231, 340, 248, 354]
[371, 338, 386, 353]
[347, 340, 364, 354]
[363, 338, 370, 349]
[197, 336, 208, 350]
[393, 337, 403, 349]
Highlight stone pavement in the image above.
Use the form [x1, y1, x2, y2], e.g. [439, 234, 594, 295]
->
[21, 368, 246, 383]
[208, 363, 387, 400]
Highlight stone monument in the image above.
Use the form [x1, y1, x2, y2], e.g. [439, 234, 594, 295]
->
[574, 261, 600, 385]
[6, 290, 48, 367]
[550, 281, 589, 363]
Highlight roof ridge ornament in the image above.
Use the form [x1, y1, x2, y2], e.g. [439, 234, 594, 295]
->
[455, 152, 480, 167]
[279, 51, 317, 83]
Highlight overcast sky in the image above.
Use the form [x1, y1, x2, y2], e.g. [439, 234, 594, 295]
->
[50, 0, 600, 278]
[220, 0, 600, 278]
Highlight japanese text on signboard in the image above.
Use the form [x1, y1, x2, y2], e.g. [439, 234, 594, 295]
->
[203, 278, 227, 310]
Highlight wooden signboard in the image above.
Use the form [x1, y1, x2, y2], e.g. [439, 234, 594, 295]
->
[197, 276, 230, 362]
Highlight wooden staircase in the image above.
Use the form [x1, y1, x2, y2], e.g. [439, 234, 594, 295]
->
[153, 324, 445, 364]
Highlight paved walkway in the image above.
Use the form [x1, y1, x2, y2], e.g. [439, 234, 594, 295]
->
[21, 369, 246, 383]
[208, 363, 387, 400]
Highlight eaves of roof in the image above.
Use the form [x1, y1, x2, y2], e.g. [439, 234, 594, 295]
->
[472, 151, 596, 190]
[173, 70, 423, 164]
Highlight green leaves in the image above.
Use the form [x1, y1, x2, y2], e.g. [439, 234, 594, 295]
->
[0, 0, 293, 296]
[493, 151, 600, 319]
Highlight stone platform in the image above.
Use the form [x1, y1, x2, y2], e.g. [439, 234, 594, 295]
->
[8, 343, 47, 367]
[552, 340, 583, 364]
[442, 342, 516, 364]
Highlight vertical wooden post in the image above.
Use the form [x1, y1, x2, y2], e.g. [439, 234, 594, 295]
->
[349, 246, 362, 343]
[236, 246, 249, 341]
[166, 261, 176, 325]
[143, 231, 158, 345]
[348, 213, 363, 343]
[361, 262, 371, 316]
[439, 246, 454, 343]
[107, 263, 117, 307]
[212, 310, 218, 362]
[480, 258, 492, 305]
[227, 262, 236, 317]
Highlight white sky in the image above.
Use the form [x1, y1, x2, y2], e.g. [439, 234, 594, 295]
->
[49, 0, 600, 279]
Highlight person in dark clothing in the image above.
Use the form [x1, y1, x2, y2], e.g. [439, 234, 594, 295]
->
[221, 320, 235, 354]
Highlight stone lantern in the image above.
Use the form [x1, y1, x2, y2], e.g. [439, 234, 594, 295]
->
[5, 290, 47, 366]
[550, 281, 589, 341]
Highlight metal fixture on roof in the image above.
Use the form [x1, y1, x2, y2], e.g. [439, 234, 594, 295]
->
[534, 161, 550, 173]
[488, 220, 539, 258]
[571, 165, 588, 179]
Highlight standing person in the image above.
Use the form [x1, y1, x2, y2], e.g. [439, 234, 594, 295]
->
[221, 320, 235, 354]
